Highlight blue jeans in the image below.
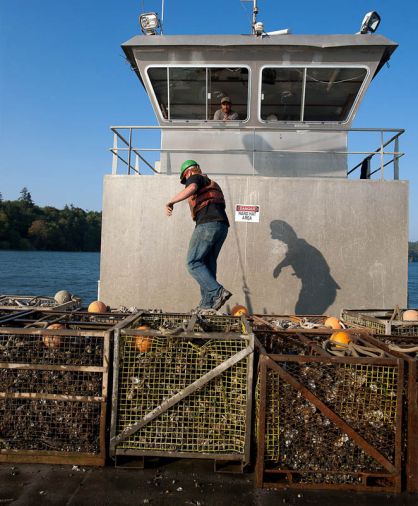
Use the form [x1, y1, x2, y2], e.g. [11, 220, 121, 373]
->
[186, 221, 228, 308]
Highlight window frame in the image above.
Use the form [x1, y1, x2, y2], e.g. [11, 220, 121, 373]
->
[258, 64, 370, 125]
[145, 64, 252, 123]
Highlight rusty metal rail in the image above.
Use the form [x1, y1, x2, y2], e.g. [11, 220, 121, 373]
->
[0, 294, 82, 312]
[254, 329, 404, 492]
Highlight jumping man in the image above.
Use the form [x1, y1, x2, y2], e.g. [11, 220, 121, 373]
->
[165, 160, 232, 311]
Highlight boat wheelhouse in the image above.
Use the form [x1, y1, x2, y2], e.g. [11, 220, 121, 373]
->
[99, 27, 407, 314]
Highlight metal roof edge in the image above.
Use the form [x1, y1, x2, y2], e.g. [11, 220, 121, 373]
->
[121, 33, 398, 49]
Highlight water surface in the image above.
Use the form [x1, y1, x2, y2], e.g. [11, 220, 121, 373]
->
[0, 250, 417, 309]
[0, 250, 100, 304]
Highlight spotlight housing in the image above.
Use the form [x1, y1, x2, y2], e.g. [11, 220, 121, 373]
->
[139, 12, 161, 35]
[359, 11, 381, 34]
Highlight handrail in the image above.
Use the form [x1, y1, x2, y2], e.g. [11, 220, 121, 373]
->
[109, 126, 405, 180]
[111, 126, 405, 133]
[347, 130, 404, 175]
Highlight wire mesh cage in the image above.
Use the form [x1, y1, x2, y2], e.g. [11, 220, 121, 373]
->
[360, 333, 418, 493]
[0, 308, 130, 330]
[341, 308, 418, 336]
[110, 312, 254, 470]
[0, 311, 118, 465]
[254, 330, 404, 492]
[0, 294, 82, 312]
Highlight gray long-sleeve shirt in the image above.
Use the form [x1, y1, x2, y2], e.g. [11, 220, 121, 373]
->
[213, 109, 239, 120]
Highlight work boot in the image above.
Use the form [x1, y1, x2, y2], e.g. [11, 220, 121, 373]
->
[197, 308, 218, 316]
[211, 288, 232, 311]
[190, 305, 217, 315]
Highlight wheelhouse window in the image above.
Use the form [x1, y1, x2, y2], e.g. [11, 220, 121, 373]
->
[147, 66, 249, 121]
[261, 67, 367, 122]
[304, 68, 367, 121]
[208, 68, 248, 120]
[261, 68, 303, 121]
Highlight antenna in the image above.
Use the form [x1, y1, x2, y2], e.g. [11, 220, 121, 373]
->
[252, 0, 258, 34]
[241, 0, 260, 35]
[161, 0, 164, 34]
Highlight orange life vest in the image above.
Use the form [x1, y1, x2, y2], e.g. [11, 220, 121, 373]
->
[188, 175, 225, 221]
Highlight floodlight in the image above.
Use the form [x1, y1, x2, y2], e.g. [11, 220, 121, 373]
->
[139, 12, 161, 35]
[359, 11, 381, 34]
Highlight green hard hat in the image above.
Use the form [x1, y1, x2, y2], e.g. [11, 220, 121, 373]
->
[180, 159, 199, 181]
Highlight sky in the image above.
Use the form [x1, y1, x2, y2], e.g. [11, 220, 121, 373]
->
[0, 0, 417, 239]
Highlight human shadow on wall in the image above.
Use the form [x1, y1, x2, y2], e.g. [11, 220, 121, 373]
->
[270, 220, 340, 314]
[242, 134, 274, 176]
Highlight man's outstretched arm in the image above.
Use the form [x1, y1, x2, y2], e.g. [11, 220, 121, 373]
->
[165, 183, 197, 216]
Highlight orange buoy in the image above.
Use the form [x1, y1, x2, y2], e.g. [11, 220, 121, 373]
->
[403, 309, 418, 321]
[330, 331, 351, 348]
[324, 316, 342, 330]
[231, 305, 249, 317]
[43, 323, 65, 348]
[132, 325, 152, 353]
[88, 300, 108, 313]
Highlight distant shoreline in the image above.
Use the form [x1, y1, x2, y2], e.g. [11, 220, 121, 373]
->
[0, 193, 101, 252]
[0, 249, 100, 254]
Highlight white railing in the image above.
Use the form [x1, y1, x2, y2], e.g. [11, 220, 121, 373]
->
[110, 125, 405, 180]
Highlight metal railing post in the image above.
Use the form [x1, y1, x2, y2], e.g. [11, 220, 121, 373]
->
[394, 137, 400, 180]
[252, 128, 255, 175]
[127, 128, 133, 175]
[380, 131, 384, 180]
[112, 132, 118, 174]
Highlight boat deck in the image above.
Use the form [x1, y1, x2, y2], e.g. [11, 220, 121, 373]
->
[1, 460, 417, 506]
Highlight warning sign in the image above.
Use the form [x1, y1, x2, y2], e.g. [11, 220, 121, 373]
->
[235, 204, 260, 223]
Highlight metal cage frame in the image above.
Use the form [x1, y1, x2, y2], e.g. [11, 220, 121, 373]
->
[342, 308, 418, 336]
[0, 312, 116, 466]
[0, 294, 82, 312]
[254, 328, 404, 492]
[360, 333, 418, 493]
[110, 312, 254, 471]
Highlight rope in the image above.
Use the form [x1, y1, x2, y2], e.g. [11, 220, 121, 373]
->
[298, 318, 347, 330]
[388, 344, 418, 353]
[270, 319, 299, 330]
[322, 339, 385, 358]
[299, 318, 322, 329]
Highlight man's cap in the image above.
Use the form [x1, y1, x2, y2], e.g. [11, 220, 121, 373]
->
[221, 96, 231, 104]
[180, 159, 199, 182]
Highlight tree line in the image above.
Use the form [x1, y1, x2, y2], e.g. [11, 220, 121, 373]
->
[409, 241, 418, 262]
[1, 188, 417, 257]
[0, 188, 101, 252]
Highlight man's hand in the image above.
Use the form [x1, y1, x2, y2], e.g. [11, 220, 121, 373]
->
[273, 266, 281, 278]
[165, 202, 174, 216]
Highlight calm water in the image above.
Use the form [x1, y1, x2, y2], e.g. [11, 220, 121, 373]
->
[408, 261, 418, 307]
[0, 250, 100, 305]
[0, 250, 417, 308]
